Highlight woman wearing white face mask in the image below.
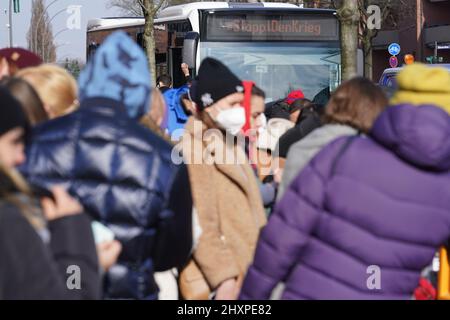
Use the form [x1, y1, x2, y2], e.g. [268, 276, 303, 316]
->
[178, 58, 267, 301]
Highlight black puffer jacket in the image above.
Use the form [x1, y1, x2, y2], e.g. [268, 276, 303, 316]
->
[275, 107, 322, 159]
[0, 199, 100, 300]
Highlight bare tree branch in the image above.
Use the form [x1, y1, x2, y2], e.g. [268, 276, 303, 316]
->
[107, 0, 144, 16]
[154, 0, 167, 14]
[27, 0, 56, 62]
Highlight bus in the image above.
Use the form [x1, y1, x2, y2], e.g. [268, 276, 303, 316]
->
[87, 2, 347, 103]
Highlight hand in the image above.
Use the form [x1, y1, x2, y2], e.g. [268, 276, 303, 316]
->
[97, 240, 122, 272]
[272, 157, 286, 184]
[181, 63, 190, 76]
[215, 278, 238, 300]
[274, 167, 284, 184]
[41, 186, 83, 221]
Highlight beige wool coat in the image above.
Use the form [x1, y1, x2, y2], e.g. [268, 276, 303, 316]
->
[180, 117, 267, 290]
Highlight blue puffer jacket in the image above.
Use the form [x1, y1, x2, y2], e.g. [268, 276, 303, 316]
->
[21, 32, 193, 299]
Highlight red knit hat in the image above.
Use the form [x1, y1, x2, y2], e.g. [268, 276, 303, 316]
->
[285, 90, 305, 105]
[0, 48, 42, 71]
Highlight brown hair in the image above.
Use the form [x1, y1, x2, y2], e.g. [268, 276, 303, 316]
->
[16, 64, 78, 118]
[0, 77, 48, 125]
[0, 163, 45, 230]
[323, 77, 388, 133]
[252, 85, 265, 99]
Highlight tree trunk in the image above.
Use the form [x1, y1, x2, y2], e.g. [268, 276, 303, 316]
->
[337, 0, 360, 81]
[363, 39, 373, 80]
[416, 0, 424, 62]
[143, 11, 156, 85]
[142, 0, 161, 86]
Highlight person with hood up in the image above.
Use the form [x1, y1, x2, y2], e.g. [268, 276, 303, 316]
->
[240, 63, 450, 300]
[21, 31, 193, 300]
[177, 58, 266, 300]
[164, 84, 190, 139]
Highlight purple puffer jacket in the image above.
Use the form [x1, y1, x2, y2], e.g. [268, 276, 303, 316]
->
[240, 104, 450, 300]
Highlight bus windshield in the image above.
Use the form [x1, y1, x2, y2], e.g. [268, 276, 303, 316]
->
[200, 41, 341, 103]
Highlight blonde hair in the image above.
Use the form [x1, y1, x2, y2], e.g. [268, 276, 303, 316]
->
[17, 64, 78, 118]
[140, 89, 172, 143]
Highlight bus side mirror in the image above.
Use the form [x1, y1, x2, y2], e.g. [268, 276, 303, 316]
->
[183, 32, 200, 72]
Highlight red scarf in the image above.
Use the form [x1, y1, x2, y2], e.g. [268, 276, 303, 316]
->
[242, 80, 255, 134]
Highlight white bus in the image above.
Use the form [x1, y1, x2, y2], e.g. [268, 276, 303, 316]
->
[87, 1, 345, 103]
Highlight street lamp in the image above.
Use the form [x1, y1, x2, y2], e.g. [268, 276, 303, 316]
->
[52, 28, 70, 63]
[55, 41, 70, 47]
[33, 0, 61, 54]
[8, 0, 13, 47]
[40, 7, 67, 60]
[6, 0, 20, 47]
[41, 8, 69, 62]
[45, 41, 70, 63]
[4, 9, 9, 44]
[48, 7, 67, 24]
[54, 28, 68, 39]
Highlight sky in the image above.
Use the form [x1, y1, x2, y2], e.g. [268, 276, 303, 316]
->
[0, 0, 121, 62]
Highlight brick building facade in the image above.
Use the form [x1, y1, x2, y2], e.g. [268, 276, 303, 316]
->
[373, 0, 450, 81]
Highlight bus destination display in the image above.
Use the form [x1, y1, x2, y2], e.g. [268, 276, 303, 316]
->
[205, 13, 339, 42]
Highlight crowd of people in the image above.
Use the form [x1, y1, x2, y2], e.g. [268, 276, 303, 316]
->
[0, 30, 450, 300]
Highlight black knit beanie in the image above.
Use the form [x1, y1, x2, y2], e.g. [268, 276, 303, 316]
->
[0, 86, 30, 140]
[193, 58, 243, 110]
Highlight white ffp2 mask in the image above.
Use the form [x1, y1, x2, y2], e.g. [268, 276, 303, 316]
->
[215, 107, 246, 136]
